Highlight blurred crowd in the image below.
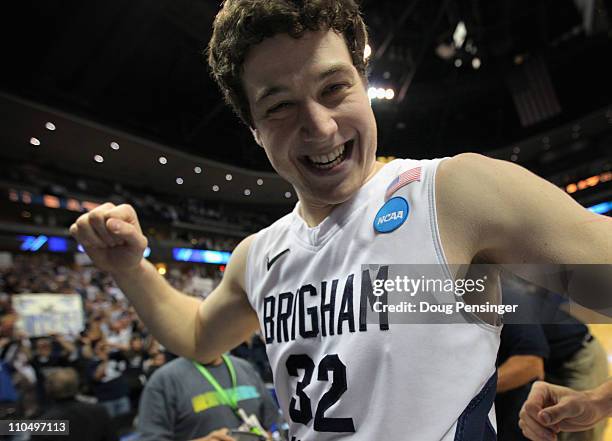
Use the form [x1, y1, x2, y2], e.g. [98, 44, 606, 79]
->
[0, 253, 271, 437]
[2, 160, 277, 239]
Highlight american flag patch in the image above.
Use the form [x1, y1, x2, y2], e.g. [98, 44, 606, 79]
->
[384, 166, 422, 200]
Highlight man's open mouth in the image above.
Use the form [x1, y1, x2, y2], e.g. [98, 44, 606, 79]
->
[305, 139, 354, 170]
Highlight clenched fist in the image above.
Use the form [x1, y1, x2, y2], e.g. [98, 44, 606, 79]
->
[519, 381, 607, 440]
[69, 203, 148, 274]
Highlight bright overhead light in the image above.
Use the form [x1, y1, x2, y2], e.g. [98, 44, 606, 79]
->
[212, 185, 219, 192]
[225, 174, 232, 181]
[110, 142, 120, 150]
[364, 44, 372, 60]
[176, 177, 184, 185]
[472, 57, 481, 69]
[45, 122, 56, 131]
[194, 166, 202, 174]
[369, 86, 395, 101]
[257, 178, 263, 186]
[454, 59, 463, 67]
[94, 155, 104, 163]
[30, 137, 40, 146]
[159, 156, 167, 165]
[244, 189, 251, 196]
[453, 21, 467, 48]
[284, 191, 292, 198]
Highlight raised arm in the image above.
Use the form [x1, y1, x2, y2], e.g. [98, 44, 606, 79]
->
[70, 203, 259, 364]
[437, 153, 611, 266]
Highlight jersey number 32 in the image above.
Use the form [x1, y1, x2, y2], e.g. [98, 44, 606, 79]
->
[286, 353, 355, 433]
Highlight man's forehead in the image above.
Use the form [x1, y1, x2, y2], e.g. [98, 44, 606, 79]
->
[243, 30, 355, 94]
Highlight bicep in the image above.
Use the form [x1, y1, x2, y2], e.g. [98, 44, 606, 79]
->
[195, 236, 260, 363]
[485, 159, 609, 264]
[439, 153, 611, 265]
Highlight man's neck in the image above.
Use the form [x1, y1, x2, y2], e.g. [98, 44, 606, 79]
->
[298, 201, 336, 227]
[297, 161, 386, 227]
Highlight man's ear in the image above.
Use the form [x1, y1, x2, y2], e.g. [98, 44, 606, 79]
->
[250, 126, 264, 148]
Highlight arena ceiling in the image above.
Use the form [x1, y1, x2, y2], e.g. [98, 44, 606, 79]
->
[0, 0, 611, 205]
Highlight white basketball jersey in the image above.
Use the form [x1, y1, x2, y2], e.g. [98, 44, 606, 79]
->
[245, 158, 501, 441]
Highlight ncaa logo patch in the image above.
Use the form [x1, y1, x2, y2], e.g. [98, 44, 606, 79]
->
[373, 197, 409, 233]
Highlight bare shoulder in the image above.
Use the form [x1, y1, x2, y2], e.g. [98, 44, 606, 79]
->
[435, 153, 496, 263]
[436, 152, 608, 263]
[437, 152, 506, 190]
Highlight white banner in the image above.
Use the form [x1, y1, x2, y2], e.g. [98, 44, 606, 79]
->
[186, 276, 214, 298]
[12, 294, 84, 337]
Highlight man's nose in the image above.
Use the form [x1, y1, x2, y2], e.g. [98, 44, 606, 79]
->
[299, 101, 338, 143]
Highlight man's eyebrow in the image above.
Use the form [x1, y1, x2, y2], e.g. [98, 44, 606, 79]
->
[255, 85, 288, 105]
[254, 64, 354, 104]
[318, 63, 354, 80]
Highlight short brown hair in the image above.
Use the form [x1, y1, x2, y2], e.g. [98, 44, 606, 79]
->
[208, 0, 369, 126]
[45, 368, 79, 400]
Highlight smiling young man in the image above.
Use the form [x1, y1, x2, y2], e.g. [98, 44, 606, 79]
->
[70, 1, 611, 440]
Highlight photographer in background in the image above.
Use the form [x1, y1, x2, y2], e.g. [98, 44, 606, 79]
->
[137, 354, 282, 441]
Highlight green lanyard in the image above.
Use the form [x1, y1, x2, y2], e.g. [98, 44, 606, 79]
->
[193, 354, 239, 410]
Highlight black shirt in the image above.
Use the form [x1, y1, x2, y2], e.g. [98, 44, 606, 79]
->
[37, 399, 118, 441]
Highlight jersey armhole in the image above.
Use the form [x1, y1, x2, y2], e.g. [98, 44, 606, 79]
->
[428, 157, 502, 332]
[428, 157, 452, 272]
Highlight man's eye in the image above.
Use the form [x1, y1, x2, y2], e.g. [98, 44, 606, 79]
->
[267, 102, 293, 115]
[324, 83, 349, 95]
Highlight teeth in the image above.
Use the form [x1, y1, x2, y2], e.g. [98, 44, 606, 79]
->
[308, 144, 346, 166]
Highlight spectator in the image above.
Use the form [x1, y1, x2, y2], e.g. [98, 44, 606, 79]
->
[124, 335, 147, 408]
[144, 351, 167, 379]
[497, 285, 609, 441]
[137, 354, 282, 441]
[496, 324, 550, 441]
[89, 340, 130, 418]
[30, 336, 75, 407]
[36, 367, 118, 441]
[0, 252, 277, 434]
